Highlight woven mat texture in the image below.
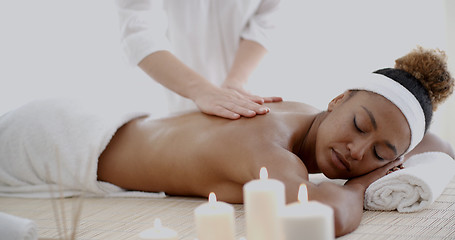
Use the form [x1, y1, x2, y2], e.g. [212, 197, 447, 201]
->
[1, 176, 454, 240]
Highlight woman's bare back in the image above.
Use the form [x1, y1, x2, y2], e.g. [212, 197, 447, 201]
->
[97, 101, 318, 203]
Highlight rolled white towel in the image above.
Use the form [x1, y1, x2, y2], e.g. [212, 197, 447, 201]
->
[0, 212, 37, 240]
[364, 152, 455, 212]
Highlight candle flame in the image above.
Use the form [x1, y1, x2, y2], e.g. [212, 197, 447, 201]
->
[154, 218, 162, 228]
[259, 167, 268, 180]
[208, 192, 217, 203]
[298, 183, 308, 203]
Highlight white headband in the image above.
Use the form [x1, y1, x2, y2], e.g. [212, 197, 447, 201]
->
[355, 73, 425, 154]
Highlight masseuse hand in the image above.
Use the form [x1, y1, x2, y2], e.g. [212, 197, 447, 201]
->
[192, 83, 282, 120]
[222, 81, 283, 105]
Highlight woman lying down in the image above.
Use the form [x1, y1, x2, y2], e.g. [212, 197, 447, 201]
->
[0, 47, 454, 237]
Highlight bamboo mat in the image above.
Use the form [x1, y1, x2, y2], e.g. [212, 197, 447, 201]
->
[1, 176, 454, 240]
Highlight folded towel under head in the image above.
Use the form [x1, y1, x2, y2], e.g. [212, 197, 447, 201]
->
[364, 151, 455, 212]
[309, 151, 455, 212]
[0, 212, 37, 240]
[0, 98, 165, 198]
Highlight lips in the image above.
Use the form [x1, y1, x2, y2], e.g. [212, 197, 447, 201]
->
[331, 149, 351, 172]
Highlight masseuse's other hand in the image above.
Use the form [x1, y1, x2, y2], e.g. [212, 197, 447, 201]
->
[222, 82, 283, 104]
[192, 84, 280, 120]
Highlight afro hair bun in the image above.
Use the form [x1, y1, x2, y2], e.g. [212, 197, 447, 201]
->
[394, 46, 454, 111]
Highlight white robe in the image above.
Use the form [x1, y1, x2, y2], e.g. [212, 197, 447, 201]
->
[116, 0, 281, 113]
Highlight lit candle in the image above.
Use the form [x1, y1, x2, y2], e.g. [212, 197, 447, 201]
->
[243, 167, 286, 240]
[280, 184, 334, 240]
[194, 192, 236, 240]
[139, 218, 179, 240]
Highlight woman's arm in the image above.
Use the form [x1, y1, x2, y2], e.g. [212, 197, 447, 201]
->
[274, 155, 403, 237]
[320, 132, 454, 236]
[279, 175, 363, 237]
[256, 150, 369, 237]
[306, 159, 403, 236]
[308, 181, 363, 236]
[213, 147, 403, 237]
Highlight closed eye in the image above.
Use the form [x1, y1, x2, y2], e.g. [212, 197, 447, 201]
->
[354, 116, 364, 133]
[373, 146, 384, 161]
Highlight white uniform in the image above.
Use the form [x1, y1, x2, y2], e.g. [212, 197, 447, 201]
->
[116, 0, 281, 113]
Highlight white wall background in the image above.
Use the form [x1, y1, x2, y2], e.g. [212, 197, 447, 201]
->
[0, 0, 453, 144]
[442, 0, 455, 146]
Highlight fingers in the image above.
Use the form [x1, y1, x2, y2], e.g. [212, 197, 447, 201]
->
[386, 164, 404, 175]
[232, 89, 265, 105]
[389, 157, 405, 169]
[263, 96, 283, 103]
[245, 93, 265, 105]
[375, 158, 403, 176]
[215, 99, 270, 118]
[195, 87, 274, 119]
[363, 159, 404, 183]
[236, 100, 270, 116]
[237, 91, 282, 104]
[209, 106, 241, 120]
[221, 84, 282, 105]
[346, 158, 405, 188]
[384, 157, 405, 175]
[232, 92, 280, 114]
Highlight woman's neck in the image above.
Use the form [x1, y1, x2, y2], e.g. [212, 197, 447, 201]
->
[295, 111, 328, 173]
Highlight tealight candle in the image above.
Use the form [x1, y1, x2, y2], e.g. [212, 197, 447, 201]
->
[243, 167, 285, 240]
[280, 184, 334, 240]
[139, 218, 179, 240]
[194, 192, 236, 240]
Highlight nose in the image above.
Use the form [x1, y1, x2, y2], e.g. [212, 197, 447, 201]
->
[347, 139, 369, 161]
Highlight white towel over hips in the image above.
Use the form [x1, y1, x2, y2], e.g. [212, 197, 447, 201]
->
[0, 98, 164, 198]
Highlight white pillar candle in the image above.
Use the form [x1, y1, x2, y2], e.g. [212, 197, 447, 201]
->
[280, 184, 334, 240]
[194, 192, 236, 240]
[243, 167, 286, 240]
[139, 218, 179, 240]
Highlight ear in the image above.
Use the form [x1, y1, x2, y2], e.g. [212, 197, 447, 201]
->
[327, 91, 350, 112]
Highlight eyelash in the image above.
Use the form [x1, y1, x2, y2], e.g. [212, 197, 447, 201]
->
[354, 117, 384, 161]
[353, 117, 364, 133]
[374, 147, 384, 161]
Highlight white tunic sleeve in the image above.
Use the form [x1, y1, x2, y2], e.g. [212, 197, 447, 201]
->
[241, 0, 282, 51]
[116, 0, 172, 66]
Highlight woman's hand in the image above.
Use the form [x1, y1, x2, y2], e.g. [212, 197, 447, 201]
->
[345, 158, 404, 190]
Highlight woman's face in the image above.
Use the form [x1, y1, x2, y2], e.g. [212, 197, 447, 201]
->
[315, 90, 411, 179]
